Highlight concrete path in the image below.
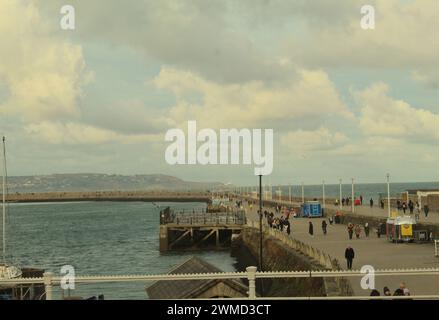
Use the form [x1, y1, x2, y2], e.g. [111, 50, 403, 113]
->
[244, 202, 439, 296]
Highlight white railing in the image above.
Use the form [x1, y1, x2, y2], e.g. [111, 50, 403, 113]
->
[2, 267, 439, 300]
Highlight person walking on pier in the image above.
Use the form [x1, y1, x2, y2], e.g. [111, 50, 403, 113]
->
[402, 202, 407, 214]
[408, 200, 414, 214]
[308, 221, 314, 237]
[345, 246, 355, 270]
[347, 223, 354, 240]
[415, 202, 421, 221]
[285, 219, 291, 235]
[364, 222, 370, 237]
[322, 220, 327, 235]
[424, 204, 429, 219]
[355, 224, 362, 239]
[369, 198, 373, 208]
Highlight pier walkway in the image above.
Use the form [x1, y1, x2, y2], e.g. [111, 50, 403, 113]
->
[244, 201, 439, 296]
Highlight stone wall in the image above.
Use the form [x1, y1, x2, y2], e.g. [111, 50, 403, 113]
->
[232, 224, 353, 297]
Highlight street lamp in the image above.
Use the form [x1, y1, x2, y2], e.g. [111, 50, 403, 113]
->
[351, 178, 355, 213]
[322, 180, 326, 210]
[387, 173, 391, 218]
[301, 181, 304, 204]
[339, 178, 342, 210]
[258, 174, 265, 296]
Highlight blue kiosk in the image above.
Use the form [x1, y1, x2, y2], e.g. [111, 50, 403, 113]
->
[301, 201, 322, 218]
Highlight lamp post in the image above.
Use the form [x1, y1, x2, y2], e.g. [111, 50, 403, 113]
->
[387, 173, 391, 218]
[351, 178, 355, 213]
[322, 180, 326, 210]
[301, 182, 304, 204]
[339, 178, 342, 210]
[258, 175, 263, 290]
[289, 184, 292, 203]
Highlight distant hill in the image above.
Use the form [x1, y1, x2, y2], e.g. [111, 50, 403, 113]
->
[6, 173, 228, 193]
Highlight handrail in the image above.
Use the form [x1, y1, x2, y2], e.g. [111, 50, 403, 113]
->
[2, 267, 439, 300]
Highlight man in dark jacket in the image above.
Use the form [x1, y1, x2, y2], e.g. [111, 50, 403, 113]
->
[308, 221, 314, 237]
[322, 220, 327, 235]
[345, 246, 355, 270]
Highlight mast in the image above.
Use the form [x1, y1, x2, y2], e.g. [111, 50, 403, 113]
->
[2, 136, 6, 264]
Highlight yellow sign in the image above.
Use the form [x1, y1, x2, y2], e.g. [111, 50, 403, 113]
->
[401, 224, 413, 236]
[391, 211, 398, 218]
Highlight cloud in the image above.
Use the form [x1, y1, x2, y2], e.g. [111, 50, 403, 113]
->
[0, 0, 92, 122]
[283, 0, 439, 71]
[355, 82, 439, 141]
[154, 67, 352, 129]
[280, 127, 349, 156]
[36, 0, 294, 84]
[25, 121, 160, 145]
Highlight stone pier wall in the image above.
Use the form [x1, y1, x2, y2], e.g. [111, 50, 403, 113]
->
[232, 224, 353, 297]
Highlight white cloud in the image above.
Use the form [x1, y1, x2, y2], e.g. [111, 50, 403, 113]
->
[281, 127, 349, 156]
[154, 67, 352, 129]
[0, 0, 92, 122]
[355, 82, 439, 141]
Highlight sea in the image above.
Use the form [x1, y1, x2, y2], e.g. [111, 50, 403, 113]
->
[272, 181, 439, 203]
[5, 201, 237, 299]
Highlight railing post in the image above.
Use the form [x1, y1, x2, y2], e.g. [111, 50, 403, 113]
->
[43, 272, 54, 300]
[246, 266, 257, 299]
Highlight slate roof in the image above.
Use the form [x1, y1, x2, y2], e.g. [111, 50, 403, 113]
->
[146, 256, 248, 299]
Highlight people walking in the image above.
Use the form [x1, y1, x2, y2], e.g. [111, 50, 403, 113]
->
[329, 216, 333, 225]
[370, 289, 380, 296]
[383, 287, 391, 296]
[347, 223, 354, 240]
[364, 222, 370, 237]
[355, 224, 362, 239]
[345, 246, 355, 270]
[360, 195, 363, 205]
[370, 198, 373, 208]
[400, 282, 410, 296]
[402, 202, 407, 214]
[322, 220, 327, 235]
[308, 221, 314, 237]
[408, 200, 414, 214]
[285, 219, 291, 235]
[424, 204, 429, 219]
[415, 201, 421, 221]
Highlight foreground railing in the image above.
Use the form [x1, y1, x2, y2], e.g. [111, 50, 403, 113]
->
[1, 267, 439, 300]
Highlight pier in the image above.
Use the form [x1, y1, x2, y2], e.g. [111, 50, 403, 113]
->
[238, 194, 439, 296]
[3, 191, 212, 204]
[159, 207, 246, 251]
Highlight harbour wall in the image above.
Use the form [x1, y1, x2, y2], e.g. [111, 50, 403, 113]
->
[232, 225, 353, 297]
[3, 191, 211, 204]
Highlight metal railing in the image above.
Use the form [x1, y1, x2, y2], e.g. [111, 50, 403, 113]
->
[1, 267, 439, 300]
[162, 210, 247, 225]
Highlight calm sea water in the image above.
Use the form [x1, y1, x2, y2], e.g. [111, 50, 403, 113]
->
[5, 201, 237, 300]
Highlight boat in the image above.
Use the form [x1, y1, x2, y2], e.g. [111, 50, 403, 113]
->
[0, 136, 22, 280]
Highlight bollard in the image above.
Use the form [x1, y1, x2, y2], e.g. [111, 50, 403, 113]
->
[43, 272, 55, 300]
[246, 266, 257, 299]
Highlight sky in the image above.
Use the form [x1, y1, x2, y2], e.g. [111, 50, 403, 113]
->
[1, 0, 439, 185]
